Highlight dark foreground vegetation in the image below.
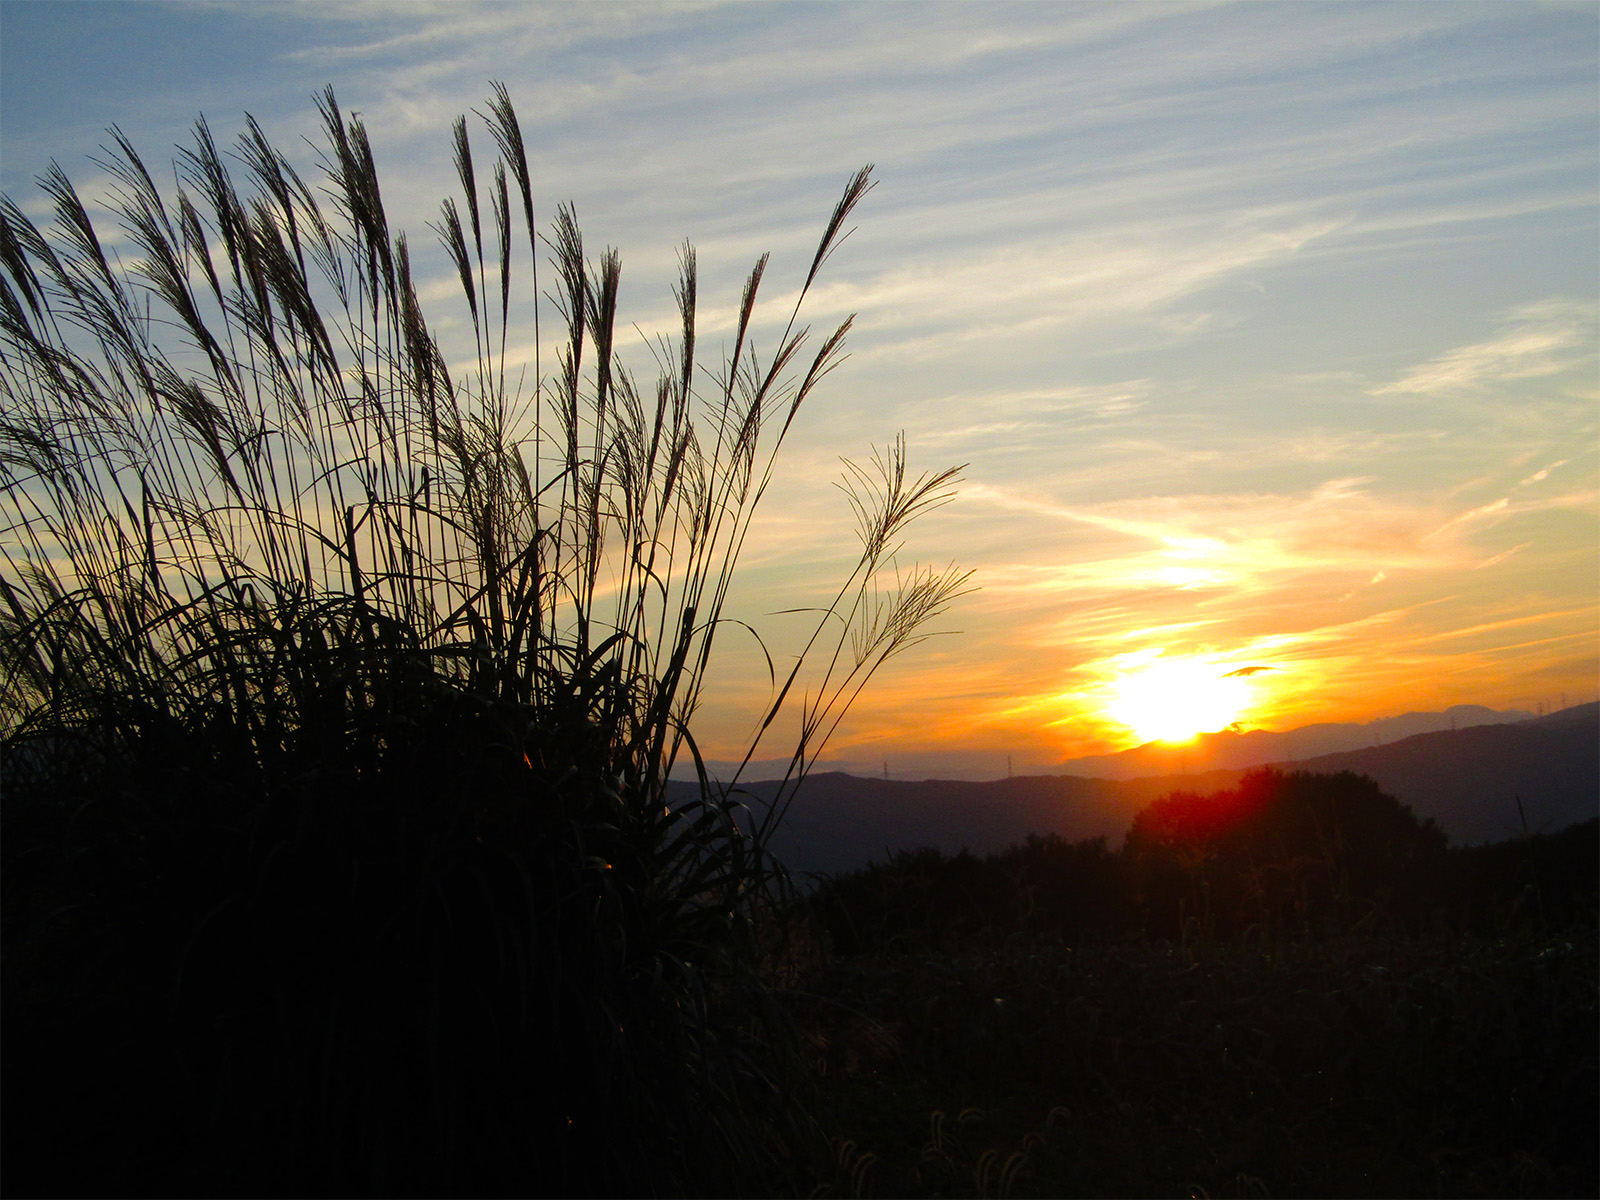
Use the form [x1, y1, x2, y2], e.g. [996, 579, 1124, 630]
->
[795, 771, 1598, 1198]
[1, 88, 961, 1197]
[2, 89, 1593, 1199]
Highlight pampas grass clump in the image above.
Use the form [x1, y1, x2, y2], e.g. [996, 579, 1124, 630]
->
[0, 85, 966, 1196]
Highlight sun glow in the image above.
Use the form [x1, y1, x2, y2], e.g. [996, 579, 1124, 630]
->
[1108, 657, 1254, 743]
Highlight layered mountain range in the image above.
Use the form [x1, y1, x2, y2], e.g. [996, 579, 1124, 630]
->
[723, 703, 1597, 878]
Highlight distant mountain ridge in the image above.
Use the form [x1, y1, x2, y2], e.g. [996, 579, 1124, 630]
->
[1053, 704, 1536, 780]
[1250, 701, 1596, 846]
[728, 703, 1597, 878]
[682, 704, 1544, 783]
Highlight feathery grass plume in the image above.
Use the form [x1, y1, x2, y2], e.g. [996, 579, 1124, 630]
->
[0, 85, 964, 1196]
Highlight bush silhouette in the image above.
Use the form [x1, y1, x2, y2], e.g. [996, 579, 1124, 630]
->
[0, 86, 966, 1196]
[811, 835, 1132, 954]
[1124, 768, 1448, 938]
[1005, 832, 1131, 942]
[1445, 817, 1600, 935]
[812, 846, 1015, 955]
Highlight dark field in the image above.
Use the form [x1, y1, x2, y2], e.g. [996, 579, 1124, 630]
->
[4, 770, 1595, 1197]
[797, 865, 1596, 1197]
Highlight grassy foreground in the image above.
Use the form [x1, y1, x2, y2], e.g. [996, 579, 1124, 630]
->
[800, 930, 1596, 1198]
[791, 800, 1598, 1199]
[0, 87, 963, 1196]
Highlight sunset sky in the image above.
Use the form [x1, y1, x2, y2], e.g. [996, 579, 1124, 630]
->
[3, 2, 1596, 776]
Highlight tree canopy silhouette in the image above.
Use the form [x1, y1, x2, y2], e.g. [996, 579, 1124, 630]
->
[1125, 768, 1447, 937]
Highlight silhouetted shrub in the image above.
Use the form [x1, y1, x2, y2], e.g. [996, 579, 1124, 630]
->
[1444, 818, 1599, 935]
[1124, 768, 1448, 939]
[810, 847, 1008, 955]
[1003, 833, 1132, 942]
[810, 834, 1132, 954]
[809, 772, 1593, 959]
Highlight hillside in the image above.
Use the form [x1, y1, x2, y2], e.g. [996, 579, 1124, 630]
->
[1279, 701, 1597, 845]
[731, 704, 1597, 877]
[740, 769, 1242, 879]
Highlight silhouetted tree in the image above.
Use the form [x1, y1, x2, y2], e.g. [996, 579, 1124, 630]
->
[1124, 769, 1447, 938]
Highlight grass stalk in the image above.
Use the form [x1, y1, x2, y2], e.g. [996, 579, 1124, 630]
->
[1, 84, 963, 1197]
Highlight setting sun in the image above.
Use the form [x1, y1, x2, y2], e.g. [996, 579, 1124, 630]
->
[1108, 659, 1255, 744]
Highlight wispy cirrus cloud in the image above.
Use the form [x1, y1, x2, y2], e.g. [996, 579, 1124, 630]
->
[3, 0, 1594, 770]
[1371, 299, 1598, 396]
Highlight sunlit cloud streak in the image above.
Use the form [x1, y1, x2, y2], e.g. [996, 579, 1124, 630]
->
[1371, 299, 1597, 396]
[1, 0, 1594, 772]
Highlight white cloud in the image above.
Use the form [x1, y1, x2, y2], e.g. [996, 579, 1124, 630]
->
[4, 0, 1595, 758]
[1372, 299, 1598, 396]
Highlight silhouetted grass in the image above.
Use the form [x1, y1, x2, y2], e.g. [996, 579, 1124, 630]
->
[0, 86, 966, 1197]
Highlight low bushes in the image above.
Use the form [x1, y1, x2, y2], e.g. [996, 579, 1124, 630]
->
[809, 770, 1596, 952]
[797, 777, 1597, 1197]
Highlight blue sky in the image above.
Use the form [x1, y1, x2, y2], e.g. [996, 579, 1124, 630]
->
[2, 2, 1596, 775]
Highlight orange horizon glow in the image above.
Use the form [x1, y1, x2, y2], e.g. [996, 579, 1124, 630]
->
[721, 611, 1599, 772]
[2, 4, 1594, 786]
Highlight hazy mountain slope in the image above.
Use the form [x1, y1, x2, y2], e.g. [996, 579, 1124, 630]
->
[1263, 702, 1597, 846]
[1056, 704, 1537, 780]
[726, 705, 1596, 878]
[737, 769, 1244, 879]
